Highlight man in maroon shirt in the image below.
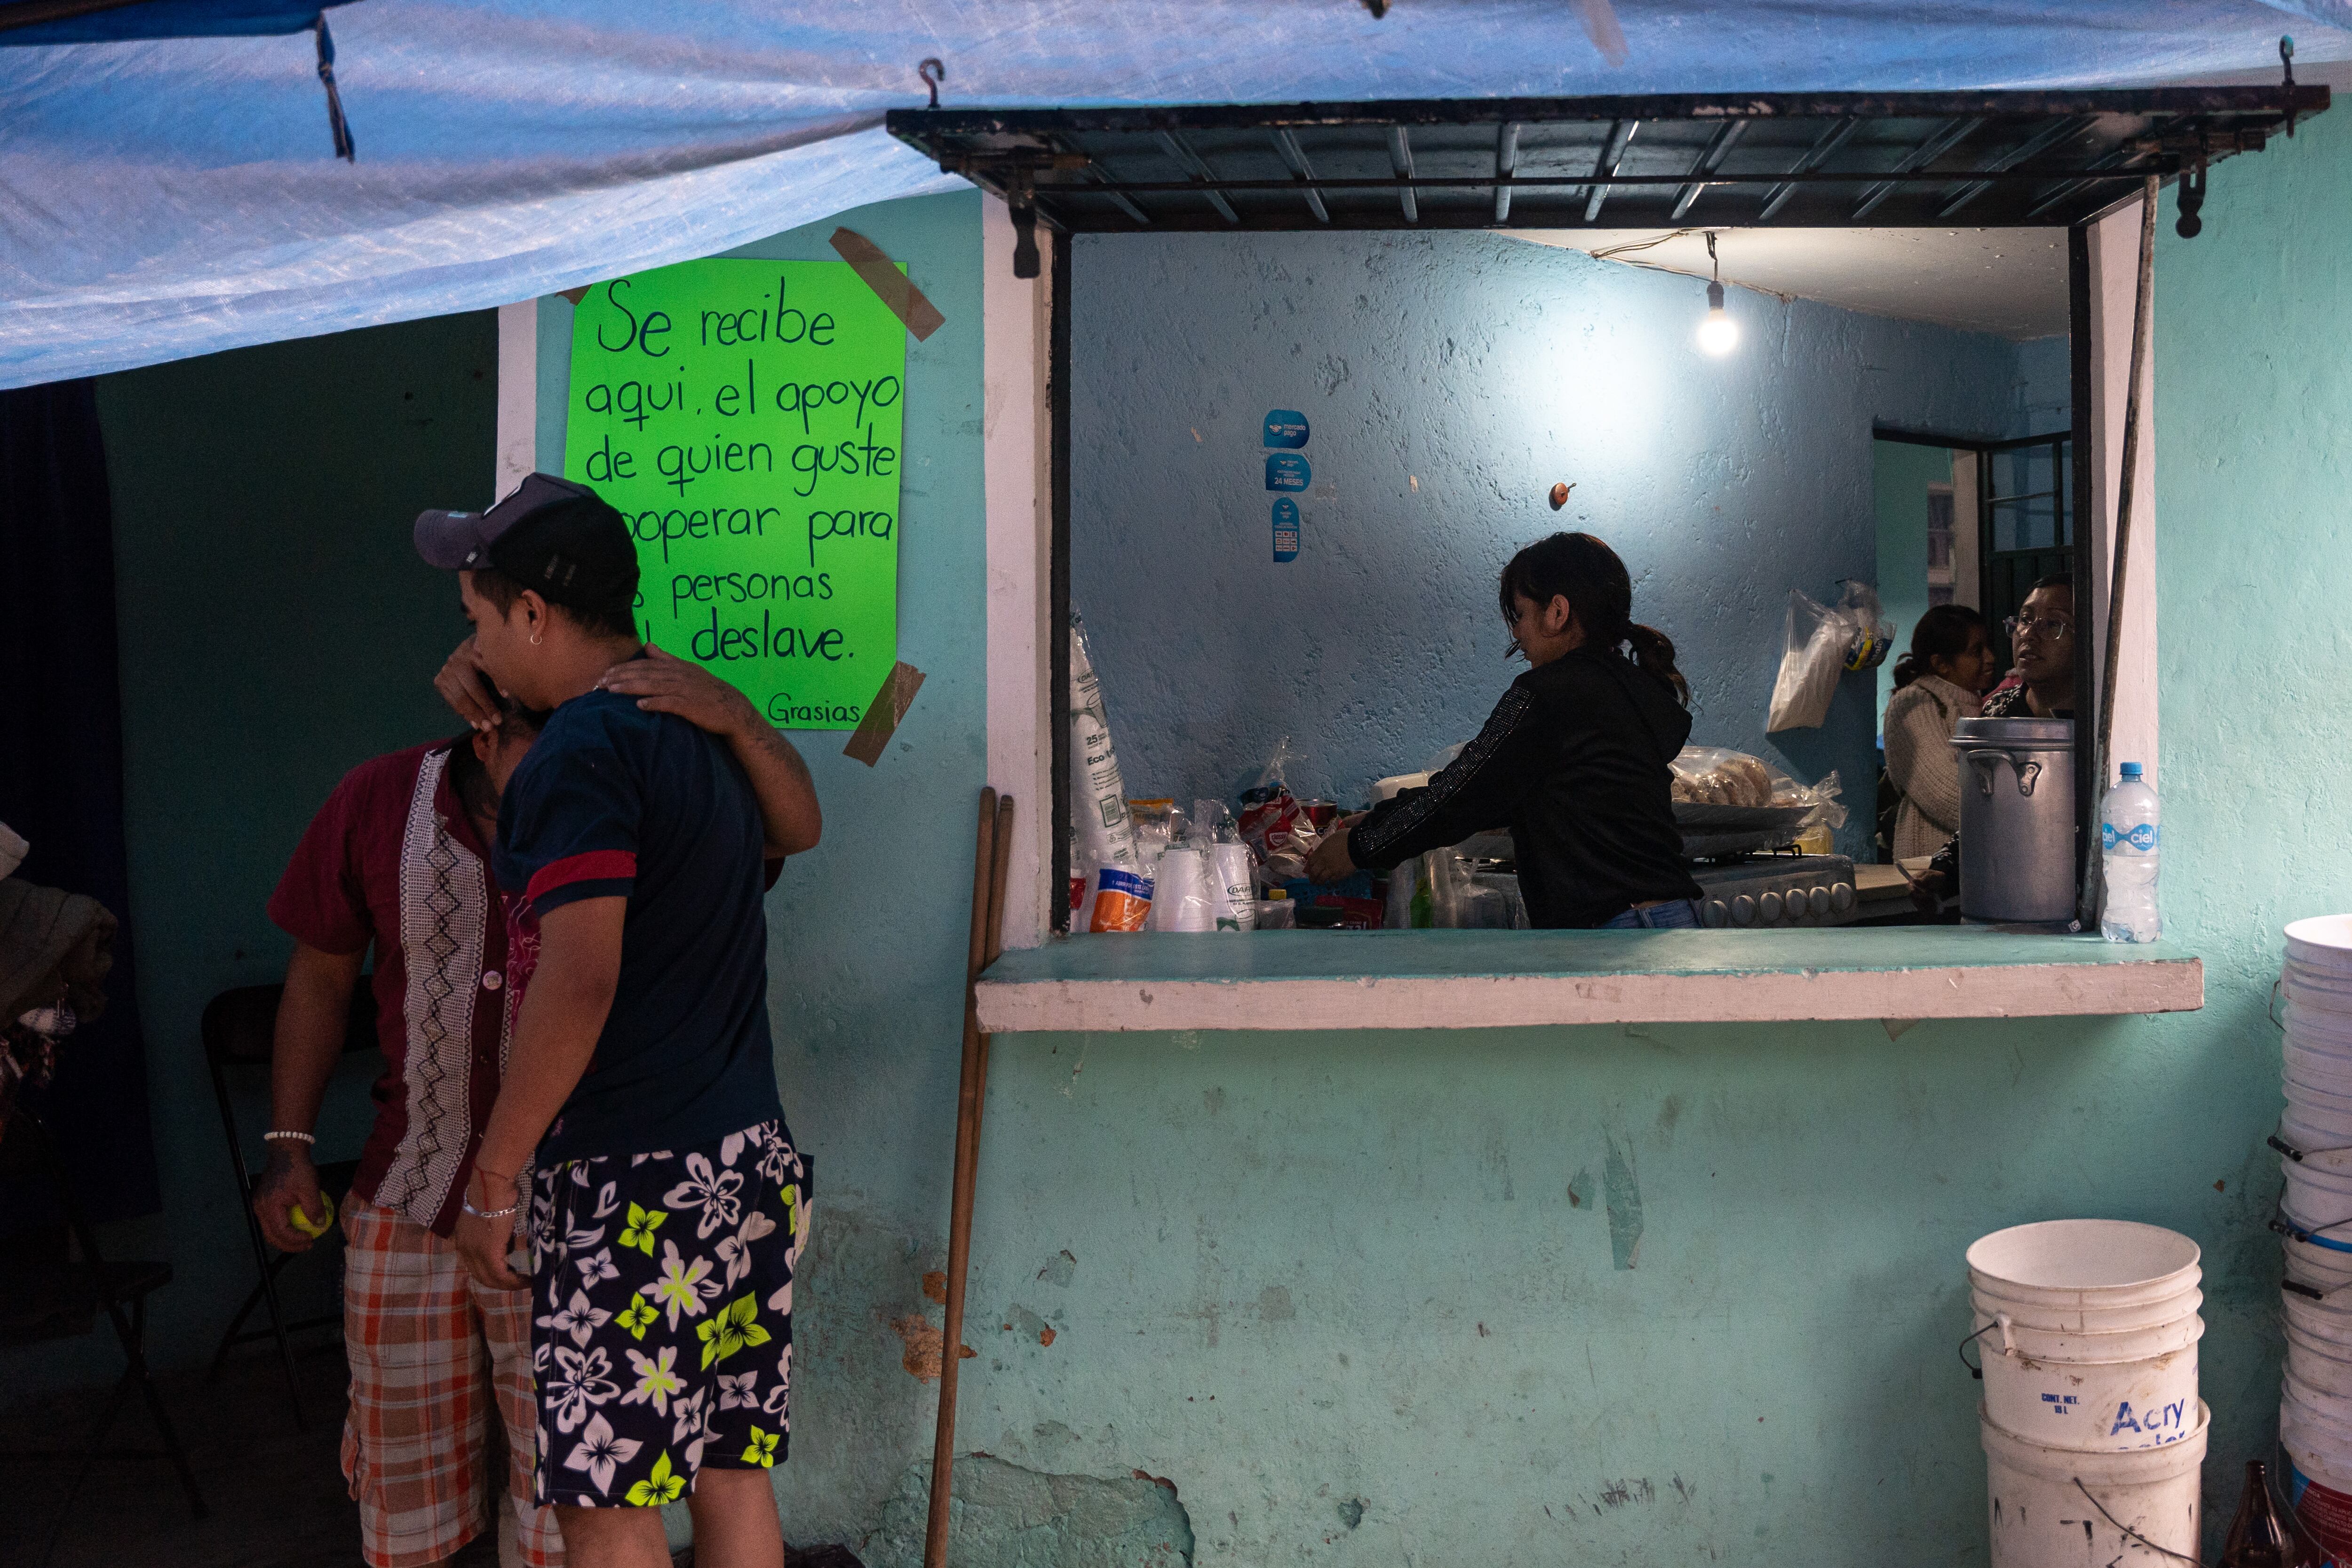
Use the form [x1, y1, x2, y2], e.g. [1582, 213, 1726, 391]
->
[256, 641, 817, 1568]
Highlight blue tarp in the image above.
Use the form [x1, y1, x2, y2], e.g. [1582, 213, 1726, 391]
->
[2, 0, 2345, 388]
[1, 0, 357, 46]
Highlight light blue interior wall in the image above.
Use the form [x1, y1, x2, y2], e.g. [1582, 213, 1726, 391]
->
[1872, 441, 1955, 731]
[1069, 232, 2027, 856]
[2014, 333, 2074, 437]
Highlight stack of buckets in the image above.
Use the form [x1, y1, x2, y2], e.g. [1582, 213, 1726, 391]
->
[1969, 1219, 2208, 1567]
[2277, 914, 2352, 1557]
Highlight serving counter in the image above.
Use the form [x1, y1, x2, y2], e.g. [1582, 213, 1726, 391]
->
[974, 928, 2203, 1033]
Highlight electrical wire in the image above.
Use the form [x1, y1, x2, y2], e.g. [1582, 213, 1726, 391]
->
[1589, 227, 1701, 262]
[2069, 1479, 2206, 1567]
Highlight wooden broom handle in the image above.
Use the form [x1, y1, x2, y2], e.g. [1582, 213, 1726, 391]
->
[925, 789, 1012, 1567]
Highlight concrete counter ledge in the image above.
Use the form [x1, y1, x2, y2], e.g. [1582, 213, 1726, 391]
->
[973, 929, 2204, 1033]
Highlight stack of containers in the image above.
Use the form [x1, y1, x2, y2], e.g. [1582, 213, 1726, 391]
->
[2276, 915, 2352, 1553]
[1967, 1220, 2208, 1568]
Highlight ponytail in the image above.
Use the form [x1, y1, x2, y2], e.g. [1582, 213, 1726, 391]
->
[1498, 531, 1688, 706]
[1623, 622, 1689, 706]
[1894, 603, 1987, 691]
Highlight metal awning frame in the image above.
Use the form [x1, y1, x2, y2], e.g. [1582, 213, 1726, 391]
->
[890, 82, 2328, 279]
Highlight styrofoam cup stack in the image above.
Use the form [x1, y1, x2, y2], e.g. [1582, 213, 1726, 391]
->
[2275, 915, 2352, 1536]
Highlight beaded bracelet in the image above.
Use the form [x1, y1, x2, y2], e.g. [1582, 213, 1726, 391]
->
[263, 1130, 316, 1145]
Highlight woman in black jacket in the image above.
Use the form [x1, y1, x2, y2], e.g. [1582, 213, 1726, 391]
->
[1308, 532, 1703, 929]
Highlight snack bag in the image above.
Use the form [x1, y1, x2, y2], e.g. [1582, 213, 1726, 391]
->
[1236, 739, 1321, 883]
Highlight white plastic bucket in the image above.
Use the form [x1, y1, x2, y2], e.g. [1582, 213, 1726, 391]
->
[1966, 1221, 2201, 1309]
[2286, 1071, 2352, 1117]
[2281, 1113, 2352, 1163]
[2286, 1161, 2352, 1235]
[1982, 1401, 2206, 1568]
[2286, 990, 2352, 1034]
[1971, 1284, 2203, 1336]
[2286, 1100, 2352, 1133]
[2287, 1450, 2352, 1565]
[1973, 1311, 2203, 1451]
[2288, 1040, 2352, 1090]
[2290, 1003, 2352, 1051]
[2288, 1322, 2352, 1398]
[2287, 1236, 2352, 1294]
[2288, 916, 2352, 971]
[2286, 1398, 2352, 1471]
[2283, 1372, 2352, 1456]
[2286, 1290, 2352, 1352]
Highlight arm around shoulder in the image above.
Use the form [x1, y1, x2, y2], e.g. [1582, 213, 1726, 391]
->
[595, 645, 820, 858]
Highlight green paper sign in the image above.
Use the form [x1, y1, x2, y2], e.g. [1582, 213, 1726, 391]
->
[563, 257, 906, 729]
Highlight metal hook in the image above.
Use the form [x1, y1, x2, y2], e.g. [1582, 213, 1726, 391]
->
[919, 57, 946, 110]
[2175, 159, 2207, 239]
[2283, 36, 2298, 137]
[1006, 170, 1040, 280]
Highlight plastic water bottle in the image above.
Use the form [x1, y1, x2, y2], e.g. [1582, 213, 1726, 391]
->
[2100, 762, 2162, 943]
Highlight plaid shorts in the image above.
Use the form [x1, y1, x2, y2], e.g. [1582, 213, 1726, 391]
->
[528, 1118, 809, 1509]
[340, 1194, 565, 1568]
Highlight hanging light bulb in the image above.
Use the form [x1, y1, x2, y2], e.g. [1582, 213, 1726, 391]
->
[1697, 232, 1739, 355]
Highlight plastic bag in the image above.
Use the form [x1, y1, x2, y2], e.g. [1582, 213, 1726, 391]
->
[1069, 613, 1143, 882]
[1778, 768, 1848, 836]
[1766, 582, 1895, 732]
[1236, 738, 1322, 883]
[1669, 746, 1776, 807]
[1836, 581, 1895, 673]
[1766, 588, 1846, 732]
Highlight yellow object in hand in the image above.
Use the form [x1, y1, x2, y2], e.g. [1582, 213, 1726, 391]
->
[290, 1193, 336, 1239]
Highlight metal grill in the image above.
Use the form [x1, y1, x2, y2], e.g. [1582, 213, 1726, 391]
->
[889, 86, 2327, 272]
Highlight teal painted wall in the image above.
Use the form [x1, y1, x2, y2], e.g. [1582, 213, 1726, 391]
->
[18, 129, 2341, 1562]
[1, 312, 501, 1395]
[530, 192, 996, 1550]
[930, 157, 2321, 1565]
[1873, 439, 1955, 729]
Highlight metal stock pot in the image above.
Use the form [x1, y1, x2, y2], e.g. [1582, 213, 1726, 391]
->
[1948, 716, 2075, 924]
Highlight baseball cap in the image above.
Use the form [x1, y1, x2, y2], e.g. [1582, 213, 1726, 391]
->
[414, 473, 637, 609]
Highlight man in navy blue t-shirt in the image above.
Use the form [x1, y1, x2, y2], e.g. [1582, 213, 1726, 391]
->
[415, 473, 820, 1568]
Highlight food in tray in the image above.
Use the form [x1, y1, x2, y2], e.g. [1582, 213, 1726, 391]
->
[1668, 747, 1774, 808]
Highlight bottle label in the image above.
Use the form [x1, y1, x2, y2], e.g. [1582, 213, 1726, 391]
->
[2101, 822, 2159, 852]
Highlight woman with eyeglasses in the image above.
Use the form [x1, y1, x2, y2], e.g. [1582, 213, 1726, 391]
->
[1883, 604, 1995, 860]
[1910, 574, 2076, 909]
[1304, 532, 1704, 929]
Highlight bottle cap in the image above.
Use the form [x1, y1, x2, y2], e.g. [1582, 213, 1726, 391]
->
[2119, 762, 2144, 779]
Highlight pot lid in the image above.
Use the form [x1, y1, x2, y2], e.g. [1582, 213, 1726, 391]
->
[1952, 716, 2074, 747]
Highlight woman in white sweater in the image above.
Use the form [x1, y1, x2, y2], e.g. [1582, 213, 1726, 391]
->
[1883, 605, 1996, 860]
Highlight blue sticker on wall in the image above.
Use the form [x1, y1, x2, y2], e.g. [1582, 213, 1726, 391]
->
[1272, 498, 1301, 562]
[1265, 452, 1311, 492]
[1263, 409, 1310, 448]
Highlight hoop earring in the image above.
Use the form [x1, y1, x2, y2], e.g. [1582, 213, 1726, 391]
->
[530, 629, 543, 647]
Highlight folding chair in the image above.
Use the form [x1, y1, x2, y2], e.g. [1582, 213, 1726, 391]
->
[200, 980, 377, 1430]
[0, 1101, 206, 1564]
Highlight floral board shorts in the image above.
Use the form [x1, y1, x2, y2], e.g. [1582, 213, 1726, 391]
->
[526, 1118, 809, 1510]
